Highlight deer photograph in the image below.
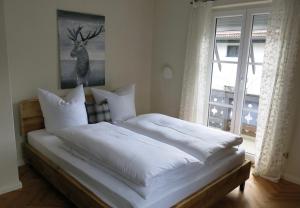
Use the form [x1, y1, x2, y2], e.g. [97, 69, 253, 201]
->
[58, 10, 105, 89]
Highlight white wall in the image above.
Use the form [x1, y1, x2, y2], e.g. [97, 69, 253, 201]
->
[283, 46, 300, 185]
[151, 0, 190, 117]
[0, 0, 21, 194]
[3, 0, 154, 165]
[285, 118, 300, 185]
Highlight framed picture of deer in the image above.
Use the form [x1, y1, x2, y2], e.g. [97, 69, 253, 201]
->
[57, 10, 105, 89]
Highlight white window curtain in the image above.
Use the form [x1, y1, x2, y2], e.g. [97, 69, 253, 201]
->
[179, 1, 214, 124]
[254, 0, 300, 181]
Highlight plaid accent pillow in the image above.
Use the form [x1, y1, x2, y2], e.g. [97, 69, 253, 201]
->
[85, 100, 112, 124]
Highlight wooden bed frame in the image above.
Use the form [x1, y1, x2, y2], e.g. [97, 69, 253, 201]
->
[20, 96, 251, 208]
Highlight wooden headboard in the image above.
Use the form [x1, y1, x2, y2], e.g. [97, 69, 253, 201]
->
[19, 94, 94, 137]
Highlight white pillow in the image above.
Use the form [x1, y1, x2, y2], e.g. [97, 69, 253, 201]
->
[91, 84, 136, 122]
[38, 85, 88, 133]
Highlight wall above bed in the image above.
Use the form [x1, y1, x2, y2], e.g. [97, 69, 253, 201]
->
[2, 0, 154, 165]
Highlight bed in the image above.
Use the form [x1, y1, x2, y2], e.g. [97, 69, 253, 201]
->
[20, 96, 251, 208]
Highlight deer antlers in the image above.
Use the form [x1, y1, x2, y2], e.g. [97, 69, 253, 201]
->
[67, 25, 104, 42]
[67, 26, 83, 41]
[80, 25, 104, 42]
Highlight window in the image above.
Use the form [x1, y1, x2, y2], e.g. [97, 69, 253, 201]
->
[207, 8, 270, 156]
[226, 45, 239, 57]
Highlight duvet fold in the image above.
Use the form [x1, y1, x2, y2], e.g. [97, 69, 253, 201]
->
[119, 113, 243, 162]
[54, 122, 200, 187]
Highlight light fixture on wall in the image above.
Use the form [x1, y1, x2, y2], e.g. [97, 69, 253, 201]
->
[162, 65, 173, 80]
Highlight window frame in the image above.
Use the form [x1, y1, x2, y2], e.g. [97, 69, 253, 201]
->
[206, 7, 271, 135]
[226, 45, 239, 57]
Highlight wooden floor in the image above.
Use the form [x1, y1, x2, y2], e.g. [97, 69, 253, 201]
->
[0, 166, 300, 208]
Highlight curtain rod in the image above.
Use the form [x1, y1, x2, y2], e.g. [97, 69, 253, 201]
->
[190, 0, 272, 7]
[190, 0, 214, 5]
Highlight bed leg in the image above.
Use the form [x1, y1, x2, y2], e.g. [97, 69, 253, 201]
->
[239, 182, 245, 192]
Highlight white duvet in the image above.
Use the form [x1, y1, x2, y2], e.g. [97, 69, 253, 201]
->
[54, 122, 200, 188]
[119, 114, 243, 162]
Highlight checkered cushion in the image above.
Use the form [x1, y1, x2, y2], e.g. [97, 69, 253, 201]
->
[85, 100, 112, 124]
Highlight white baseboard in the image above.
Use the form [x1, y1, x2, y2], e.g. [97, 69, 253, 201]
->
[283, 173, 300, 185]
[0, 180, 22, 195]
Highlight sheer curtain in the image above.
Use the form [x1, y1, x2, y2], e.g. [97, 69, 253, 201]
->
[179, 1, 213, 124]
[254, 0, 300, 181]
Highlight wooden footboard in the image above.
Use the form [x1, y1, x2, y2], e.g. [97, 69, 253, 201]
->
[174, 159, 251, 208]
[23, 143, 110, 208]
[23, 143, 251, 208]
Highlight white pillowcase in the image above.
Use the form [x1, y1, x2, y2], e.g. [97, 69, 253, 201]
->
[91, 85, 136, 122]
[38, 85, 88, 133]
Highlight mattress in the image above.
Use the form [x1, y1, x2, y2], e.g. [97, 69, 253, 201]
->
[28, 129, 245, 208]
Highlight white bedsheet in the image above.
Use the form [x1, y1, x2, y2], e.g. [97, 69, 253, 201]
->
[119, 114, 243, 162]
[28, 129, 245, 208]
[54, 123, 200, 188]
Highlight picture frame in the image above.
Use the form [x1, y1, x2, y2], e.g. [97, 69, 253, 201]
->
[57, 10, 105, 89]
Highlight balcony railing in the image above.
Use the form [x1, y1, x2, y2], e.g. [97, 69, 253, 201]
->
[208, 89, 259, 138]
